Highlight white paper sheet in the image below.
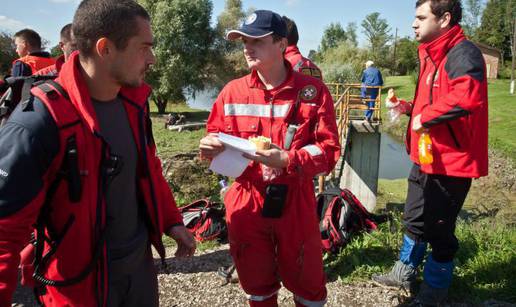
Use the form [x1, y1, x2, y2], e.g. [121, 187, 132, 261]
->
[209, 133, 257, 178]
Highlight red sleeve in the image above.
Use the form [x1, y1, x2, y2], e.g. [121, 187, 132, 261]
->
[0, 193, 43, 305]
[206, 90, 225, 133]
[286, 84, 341, 177]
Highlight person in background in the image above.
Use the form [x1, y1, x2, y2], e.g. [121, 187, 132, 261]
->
[372, 1, 488, 305]
[35, 23, 76, 76]
[360, 60, 383, 121]
[282, 16, 322, 80]
[11, 28, 55, 77]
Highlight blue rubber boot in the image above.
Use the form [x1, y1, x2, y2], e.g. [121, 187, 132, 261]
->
[372, 234, 427, 291]
[412, 254, 453, 306]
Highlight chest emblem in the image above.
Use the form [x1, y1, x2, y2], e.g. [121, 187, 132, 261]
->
[300, 85, 317, 101]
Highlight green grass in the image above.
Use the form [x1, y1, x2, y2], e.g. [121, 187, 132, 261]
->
[324, 212, 516, 303]
[150, 102, 208, 156]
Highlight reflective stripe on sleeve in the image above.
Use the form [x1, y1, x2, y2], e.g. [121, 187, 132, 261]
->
[224, 103, 290, 118]
[301, 145, 323, 157]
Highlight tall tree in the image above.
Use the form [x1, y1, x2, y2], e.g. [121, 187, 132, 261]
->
[395, 37, 419, 75]
[138, 0, 214, 113]
[215, 0, 245, 52]
[361, 12, 392, 63]
[345, 22, 358, 46]
[462, 0, 484, 37]
[0, 32, 16, 76]
[319, 22, 348, 53]
[476, 0, 515, 60]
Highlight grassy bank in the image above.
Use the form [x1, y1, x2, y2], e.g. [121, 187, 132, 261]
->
[149, 79, 515, 303]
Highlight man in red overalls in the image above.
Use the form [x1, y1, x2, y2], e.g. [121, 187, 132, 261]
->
[200, 10, 340, 307]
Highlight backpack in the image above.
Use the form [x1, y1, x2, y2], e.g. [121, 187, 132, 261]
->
[0, 75, 57, 127]
[316, 187, 377, 254]
[179, 199, 228, 243]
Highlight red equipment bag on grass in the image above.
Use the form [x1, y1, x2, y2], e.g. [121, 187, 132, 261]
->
[179, 199, 227, 242]
[316, 188, 377, 254]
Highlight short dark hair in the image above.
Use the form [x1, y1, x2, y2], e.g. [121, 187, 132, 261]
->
[416, 0, 462, 26]
[60, 23, 73, 43]
[72, 0, 150, 57]
[272, 34, 284, 43]
[14, 29, 42, 50]
[282, 16, 298, 46]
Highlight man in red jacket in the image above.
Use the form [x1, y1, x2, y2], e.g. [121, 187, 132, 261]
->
[282, 16, 322, 80]
[200, 10, 340, 307]
[35, 23, 76, 76]
[11, 29, 55, 77]
[373, 1, 488, 305]
[0, 1, 195, 306]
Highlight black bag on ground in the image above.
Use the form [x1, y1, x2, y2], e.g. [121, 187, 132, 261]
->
[179, 199, 228, 243]
[316, 187, 377, 254]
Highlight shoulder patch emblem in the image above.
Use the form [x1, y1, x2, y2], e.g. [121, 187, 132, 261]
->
[300, 85, 317, 101]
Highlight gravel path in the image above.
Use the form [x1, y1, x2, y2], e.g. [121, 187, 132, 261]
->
[12, 244, 513, 307]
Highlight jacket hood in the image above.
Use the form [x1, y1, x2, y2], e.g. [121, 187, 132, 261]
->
[57, 51, 151, 134]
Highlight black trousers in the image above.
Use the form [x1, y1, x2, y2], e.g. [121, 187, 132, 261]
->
[403, 164, 472, 263]
[106, 245, 159, 306]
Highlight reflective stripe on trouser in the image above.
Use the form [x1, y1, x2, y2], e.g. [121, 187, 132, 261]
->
[294, 294, 327, 307]
[226, 181, 327, 307]
[247, 290, 278, 302]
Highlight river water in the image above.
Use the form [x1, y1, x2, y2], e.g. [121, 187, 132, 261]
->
[186, 89, 412, 180]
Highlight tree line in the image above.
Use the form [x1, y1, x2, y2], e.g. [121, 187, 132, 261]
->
[0, 0, 514, 112]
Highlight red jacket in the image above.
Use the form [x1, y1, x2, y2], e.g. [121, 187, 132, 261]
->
[0, 52, 183, 306]
[34, 55, 65, 76]
[285, 45, 322, 80]
[407, 25, 488, 178]
[12, 54, 56, 75]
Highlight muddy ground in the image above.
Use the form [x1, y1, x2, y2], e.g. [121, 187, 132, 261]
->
[11, 148, 515, 306]
[12, 244, 514, 307]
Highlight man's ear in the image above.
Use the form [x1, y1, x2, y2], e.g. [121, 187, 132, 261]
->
[440, 11, 452, 29]
[59, 41, 65, 52]
[95, 37, 112, 59]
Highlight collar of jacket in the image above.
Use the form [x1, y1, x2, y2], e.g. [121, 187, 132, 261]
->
[248, 60, 295, 92]
[418, 25, 465, 64]
[56, 51, 151, 134]
[285, 45, 301, 61]
[55, 55, 65, 72]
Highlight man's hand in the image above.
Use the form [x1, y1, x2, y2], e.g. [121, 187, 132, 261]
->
[243, 144, 289, 169]
[412, 114, 425, 133]
[199, 133, 225, 160]
[167, 225, 196, 258]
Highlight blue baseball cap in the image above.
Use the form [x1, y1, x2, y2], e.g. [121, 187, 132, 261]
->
[226, 10, 287, 41]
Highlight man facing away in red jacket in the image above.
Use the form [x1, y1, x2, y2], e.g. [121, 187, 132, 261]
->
[372, 1, 488, 305]
[11, 29, 55, 77]
[35, 23, 76, 76]
[282, 16, 322, 80]
[0, 0, 195, 306]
